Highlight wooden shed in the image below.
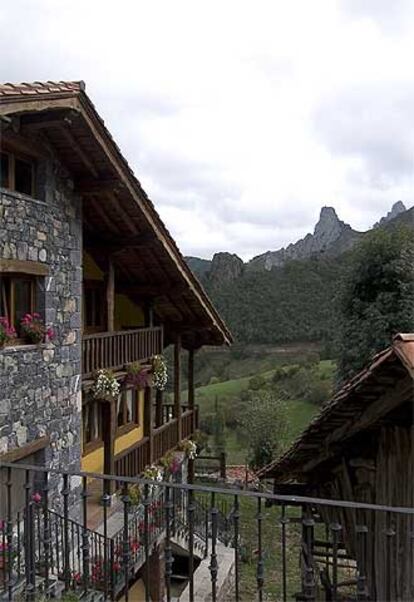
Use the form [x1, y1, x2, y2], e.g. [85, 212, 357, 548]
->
[260, 333, 414, 600]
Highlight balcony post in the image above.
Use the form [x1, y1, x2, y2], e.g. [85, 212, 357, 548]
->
[102, 399, 116, 496]
[174, 335, 182, 442]
[155, 388, 163, 428]
[144, 386, 154, 464]
[106, 258, 115, 332]
[188, 348, 195, 434]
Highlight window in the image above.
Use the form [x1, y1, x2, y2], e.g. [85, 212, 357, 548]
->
[0, 151, 35, 196]
[82, 400, 102, 448]
[117, 389, 139, 429]
[0, 274, 36, 336]
[84, 283, 105, 331]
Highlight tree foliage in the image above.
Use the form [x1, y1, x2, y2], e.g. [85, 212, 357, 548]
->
[238, 391, 288, 469]
[336, 226, 414, 381]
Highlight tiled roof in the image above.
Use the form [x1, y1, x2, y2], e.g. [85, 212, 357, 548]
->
[0, 80, 85, 97]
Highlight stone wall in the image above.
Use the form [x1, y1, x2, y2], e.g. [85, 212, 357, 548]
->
[0, 158, 82, 485]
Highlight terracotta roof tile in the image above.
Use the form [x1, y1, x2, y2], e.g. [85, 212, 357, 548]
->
[0, 80, 85, 97]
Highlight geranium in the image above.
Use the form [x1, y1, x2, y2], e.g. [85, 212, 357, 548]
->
[92, 369, 120, 401]
[124, 361, 151, 390]
[151, 355, 167, 390]
[20, 313, 54, 344]
[0, 317, 16, 347]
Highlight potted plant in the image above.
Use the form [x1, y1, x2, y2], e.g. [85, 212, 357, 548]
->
[151, 354, 168, 390]
[92, 369, 120, 401]
[20, 313, 54, 344]
[0, 317, 16, 348]
[124, 361, 151, 390]
[180, 439, 198, 459]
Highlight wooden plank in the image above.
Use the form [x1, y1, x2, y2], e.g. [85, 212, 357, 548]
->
[0, 258, 49, 276]
[0, 436, 50, 462]
[59, 125, 98, 177]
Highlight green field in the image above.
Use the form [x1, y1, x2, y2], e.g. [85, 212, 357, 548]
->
[190, 361, 334, 464]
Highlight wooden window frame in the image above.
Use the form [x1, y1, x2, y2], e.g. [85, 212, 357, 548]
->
[0, 273, 37, 342]
[83, 280, 106, 334]
[82, 399, 103, 454]
[0, 150, 35, 197]
[116, 388, 140, 435]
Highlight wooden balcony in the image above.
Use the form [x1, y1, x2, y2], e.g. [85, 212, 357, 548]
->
[82, 326, 163, 378]
[114, 407, 198, 480]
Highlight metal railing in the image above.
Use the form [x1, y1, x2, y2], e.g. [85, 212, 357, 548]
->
[82, 326, 163, 378]
[1, 461, 413, 601]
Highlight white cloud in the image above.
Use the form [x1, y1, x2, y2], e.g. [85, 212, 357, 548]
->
[0, 0, 413, 258]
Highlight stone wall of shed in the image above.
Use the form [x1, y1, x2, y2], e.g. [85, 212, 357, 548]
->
[0, 159, 82, 488]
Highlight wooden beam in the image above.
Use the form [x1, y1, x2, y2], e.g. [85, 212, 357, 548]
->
[174, 335, 182, 441]
[106, 191, 136, 235]
[59, 125, 99, 177]
[85, 232, 157, 254]
[0, 259, 49, 276]
[76, 177, 125, 195]
[188, 348, 195, 410]
[118, 282, 187, 297]
[106, 259, 115, 332]
[155, 388, 163, 428]
[0, 436, 50, 462]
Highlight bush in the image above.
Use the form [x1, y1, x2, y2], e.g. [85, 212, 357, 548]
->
[248, 374, 266, 391]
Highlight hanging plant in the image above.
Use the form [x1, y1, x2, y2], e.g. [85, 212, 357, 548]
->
[0, 317, 16, 348]
[180, 439, 198, 460]
[160, 451, 181, 476]
[124, 361, 151, 390]
[151, 354, 168, 390]
[92, 369, 120, 401]
[20, 313, 54, 345]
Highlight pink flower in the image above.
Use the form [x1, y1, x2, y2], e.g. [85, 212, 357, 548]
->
[46, 327, 55, 340]
[32, 492, 42, 504]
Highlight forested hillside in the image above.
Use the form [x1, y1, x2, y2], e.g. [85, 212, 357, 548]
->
[208, 256, 342, 344]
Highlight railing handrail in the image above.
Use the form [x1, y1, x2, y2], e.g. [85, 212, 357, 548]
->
[83, 325, 163, 341]
[2, 460, 414, 515]
[114, 436, 149, 461]
[153, 418, 178, 435]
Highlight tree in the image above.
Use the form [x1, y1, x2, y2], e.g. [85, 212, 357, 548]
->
[238, 391, 288, 469]
[336, 226, 414, 381]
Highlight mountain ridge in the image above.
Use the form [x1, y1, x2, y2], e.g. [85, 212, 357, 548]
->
[186, 202, 409, 285]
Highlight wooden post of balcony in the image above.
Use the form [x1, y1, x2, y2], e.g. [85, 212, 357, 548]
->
[174, 335, 182, 442]
[106, 259, 115, 332]
[155, 388, 163, 428]
[188, 348, 195, 433]
[144, 386, 154, 464]
[102, 399, 116, 496]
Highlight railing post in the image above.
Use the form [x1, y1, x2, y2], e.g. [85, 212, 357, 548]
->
[219, 452, 226, 479]
[102, 399, 116, 496]
[174, 335, 182, 442]
[144, 387, 154, 464]
[155, 388, 163, 428]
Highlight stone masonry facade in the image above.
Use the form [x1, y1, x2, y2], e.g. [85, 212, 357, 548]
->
[0, 156, 82, 484]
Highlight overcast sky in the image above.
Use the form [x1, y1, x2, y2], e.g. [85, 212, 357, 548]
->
[1, 1, 414, 259]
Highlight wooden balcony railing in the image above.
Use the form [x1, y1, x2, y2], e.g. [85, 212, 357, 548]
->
[82, 326, 163, 378]
[114, 408, 198, 480]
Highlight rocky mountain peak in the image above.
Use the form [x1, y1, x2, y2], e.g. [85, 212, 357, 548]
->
[375, 201, 407, 227]
[313, 206, 348, 245]
[209, 252, 244, 286]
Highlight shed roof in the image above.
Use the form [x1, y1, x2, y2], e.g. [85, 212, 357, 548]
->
[257, 333, 414, 481]
[0, 80, 232, 348]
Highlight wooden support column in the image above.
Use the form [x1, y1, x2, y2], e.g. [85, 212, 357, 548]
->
[144, 387, 154, 464]
[174, 335, 182, 442]
[155, 388, 163, 428]
[102, 400, 116, 496]
[188, 348, 195, 434]
[106, 259, 115, 332]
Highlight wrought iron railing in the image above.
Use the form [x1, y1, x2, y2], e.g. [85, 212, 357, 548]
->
[82, 326, 163, 378]
[1, 461, 413, 601]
